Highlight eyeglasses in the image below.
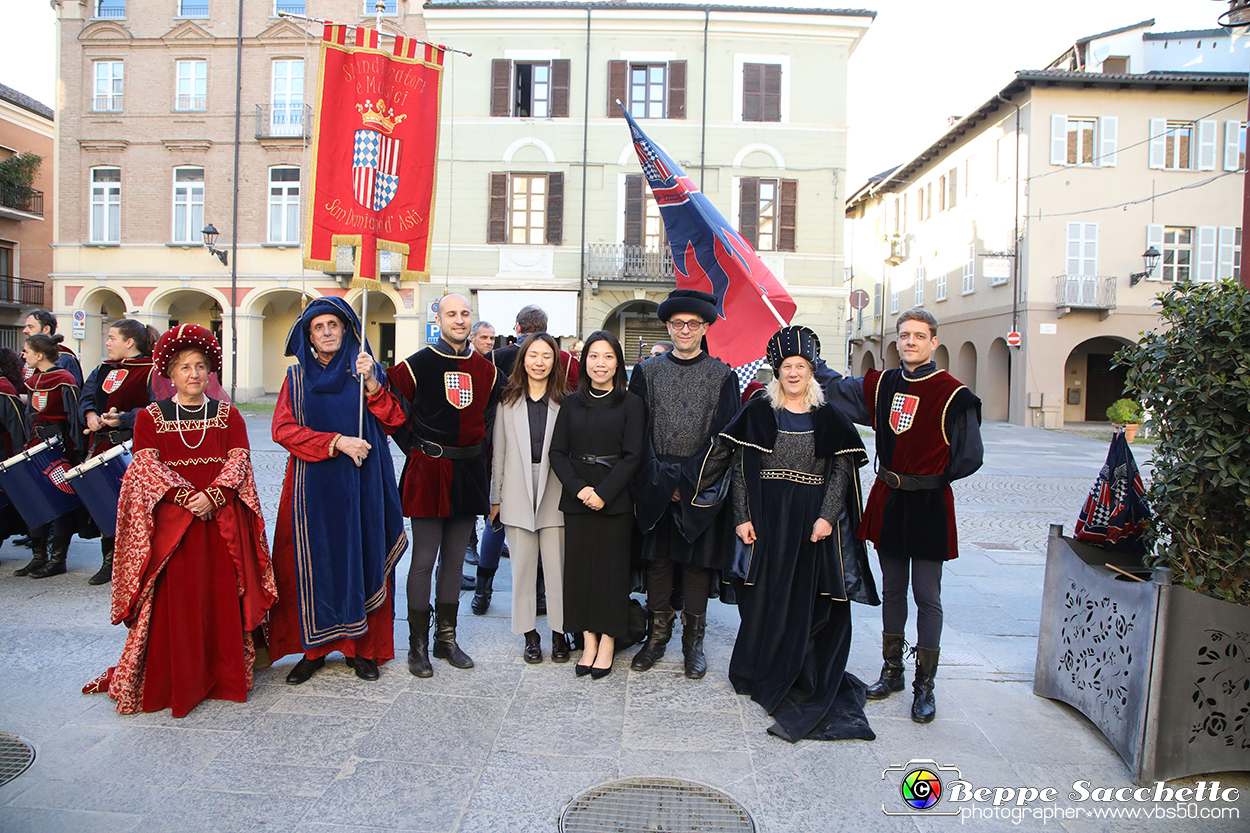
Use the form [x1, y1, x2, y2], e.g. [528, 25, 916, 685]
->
[668, 320, 707, 332]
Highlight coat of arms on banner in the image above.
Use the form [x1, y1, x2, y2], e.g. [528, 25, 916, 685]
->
[352, 99, 404, 211]
[889, 392, 920, 434]
[102, 369, 128, 393]
[445, 372, 473, 409]
[31, 391, 48, 412]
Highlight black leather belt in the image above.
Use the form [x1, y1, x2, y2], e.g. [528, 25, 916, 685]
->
[573, 453, 621, 468]
[34, 423, 63, 440]
[418, 439, 482, 460]
[876, 468, 947, 491]
[103, 428, 133, 445]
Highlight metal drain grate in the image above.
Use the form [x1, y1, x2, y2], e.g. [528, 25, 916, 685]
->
[0, 734, 35, 788]
[560, 776, 755, 833]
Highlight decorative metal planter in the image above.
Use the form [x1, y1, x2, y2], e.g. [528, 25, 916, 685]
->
[1035, 524, 1250, 784]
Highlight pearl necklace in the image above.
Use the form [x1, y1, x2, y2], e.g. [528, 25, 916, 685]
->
[589, 386, 612, 399]
[174, 398, 209, 450]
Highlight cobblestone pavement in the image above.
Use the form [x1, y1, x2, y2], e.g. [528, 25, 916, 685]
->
[0, 417, 1245, 833]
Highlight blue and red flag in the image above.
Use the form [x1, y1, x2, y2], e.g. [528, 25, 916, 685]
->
[621, 107, 795, 375]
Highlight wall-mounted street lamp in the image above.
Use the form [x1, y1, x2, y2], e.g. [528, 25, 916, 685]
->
[1129, 246, 1162, 286]
[209, 302, 223, 323]
[202, 224, 229, 266]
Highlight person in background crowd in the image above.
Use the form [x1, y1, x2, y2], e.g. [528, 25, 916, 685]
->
[817, 308, 983, 724]
[79, 319, 160, 585]
[267, 298, 408, 686]
[698, 326, 879, 742]
[22, 310, 84, 385]
[549, 331, 644, 679]
[489, 333, 569, 664]
[82, 325, 275, 717]
[649, 341, 674, 358]
[376, 293, 504, 677]
[471, 321, 496, 357]
[629, 289, 739, 680]
[13, 334, 86, 579]
[463, 319, 497, 575]
[0, 348, 27, 558]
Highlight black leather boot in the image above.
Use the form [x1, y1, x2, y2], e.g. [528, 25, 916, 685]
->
[407, 608, 433, 678]
[866, 633, 906, 700]
[912, 646, 940, 724]
[88, 537, 114, 586]
[680, 611, 707, 680]
[470, 567, 495, 615]
[630, 607, 676, 672]
[30, 536, 69, 579]
[13, 536, 47, 577]
[432, 602, 474, 668]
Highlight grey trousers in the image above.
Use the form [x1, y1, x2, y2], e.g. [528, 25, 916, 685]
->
[504, 525, 565, 634]
[407, 516, 476, 609]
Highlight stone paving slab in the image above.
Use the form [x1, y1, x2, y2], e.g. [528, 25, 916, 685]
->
[0, 416, 1245, 833]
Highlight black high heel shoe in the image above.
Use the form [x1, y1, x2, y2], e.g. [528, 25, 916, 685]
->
[590, 664, 612, 680]
[575, 663, 593, 677]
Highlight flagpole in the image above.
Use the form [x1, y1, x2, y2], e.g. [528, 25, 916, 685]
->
[757, 291, 788, 329]
[277, 10, 472, 56]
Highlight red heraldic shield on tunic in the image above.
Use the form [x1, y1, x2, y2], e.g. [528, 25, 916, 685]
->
[304, 23, 445, 283]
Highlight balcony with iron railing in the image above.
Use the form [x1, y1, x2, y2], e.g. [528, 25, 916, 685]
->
[256, 104, 312, 140]
[0, 183, 43, 219]
[586, 244, 677, 293]
[275, 0, 306, 14]
[177, 2, 209, 18]
[0, 276, 46, 307]
[95, 1, 126, 19]
[1055, 274, 1117, 318]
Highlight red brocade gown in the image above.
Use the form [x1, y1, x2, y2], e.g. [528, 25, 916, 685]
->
[97, 399, 276, 717]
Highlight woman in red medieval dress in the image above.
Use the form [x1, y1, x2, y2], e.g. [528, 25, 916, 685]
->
[82, 324, 276, 717]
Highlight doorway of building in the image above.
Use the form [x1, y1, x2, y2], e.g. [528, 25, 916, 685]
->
[1085, 353, 1127, 422]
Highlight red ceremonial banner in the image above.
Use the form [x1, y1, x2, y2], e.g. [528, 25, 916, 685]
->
[304, 24, 444, 283]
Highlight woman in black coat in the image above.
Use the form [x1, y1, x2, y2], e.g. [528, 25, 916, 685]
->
[549, 331, 644, 679]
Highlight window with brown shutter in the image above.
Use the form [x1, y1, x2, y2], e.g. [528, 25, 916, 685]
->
[491, 59, 511, 117]
[607, 60, 627, 117]
[739, 177, 759, 249]
[624, 174, 644, 246]
[778, 179, 797, 252]
[550, 59, 570, 118]
[740, 177, 795, 251]
[743, 63, 781, 122]
[546, 172, 564, 245]
[667, 60, 686, 120]
[488, 172, 508, 243]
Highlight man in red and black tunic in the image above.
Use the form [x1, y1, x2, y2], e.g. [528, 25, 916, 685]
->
[378, 293, 503, 677]
[817, 308, 982, 724]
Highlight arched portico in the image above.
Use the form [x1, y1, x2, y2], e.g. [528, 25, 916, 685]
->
[985, 338, 1011, 421]
[1063, 335, 1136, 423]
[956, 342, 978, 395]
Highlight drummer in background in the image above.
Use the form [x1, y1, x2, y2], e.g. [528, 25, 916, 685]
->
[0, 348, 28, 559]
[22, 310, 84, 385]
[79, 319, 160, 586]
[13, 333, 86, 579]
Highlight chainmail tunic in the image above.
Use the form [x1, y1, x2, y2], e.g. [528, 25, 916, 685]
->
[635, 352, 737, 459]
[730, 413, 852, 527]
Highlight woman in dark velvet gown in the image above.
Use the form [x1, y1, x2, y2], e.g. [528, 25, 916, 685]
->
[698, 326, 879, 742]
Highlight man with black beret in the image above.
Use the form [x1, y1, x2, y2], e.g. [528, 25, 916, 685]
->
[628, 288, 740, 680]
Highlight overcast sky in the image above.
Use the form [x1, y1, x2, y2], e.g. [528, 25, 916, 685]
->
[0, 1, 1234, 187]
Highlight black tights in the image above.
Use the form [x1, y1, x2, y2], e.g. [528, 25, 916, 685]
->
[407, 516, 475, 609]
[646, 557, 710, 616]
[879, 551, 944, 649]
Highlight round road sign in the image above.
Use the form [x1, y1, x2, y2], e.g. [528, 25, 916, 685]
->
[1006, 331, 1022, 347]
[849, 289, 870, 310]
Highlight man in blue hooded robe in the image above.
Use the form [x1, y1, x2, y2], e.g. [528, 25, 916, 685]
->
[266, 297, 408, 685]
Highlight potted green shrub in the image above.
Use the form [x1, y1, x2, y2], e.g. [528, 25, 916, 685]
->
[1105, 398, 1144, 442]
[1034, 279, 1250, 784]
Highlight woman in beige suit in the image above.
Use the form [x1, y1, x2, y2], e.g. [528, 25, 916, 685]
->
[489, 333, 569, 663]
